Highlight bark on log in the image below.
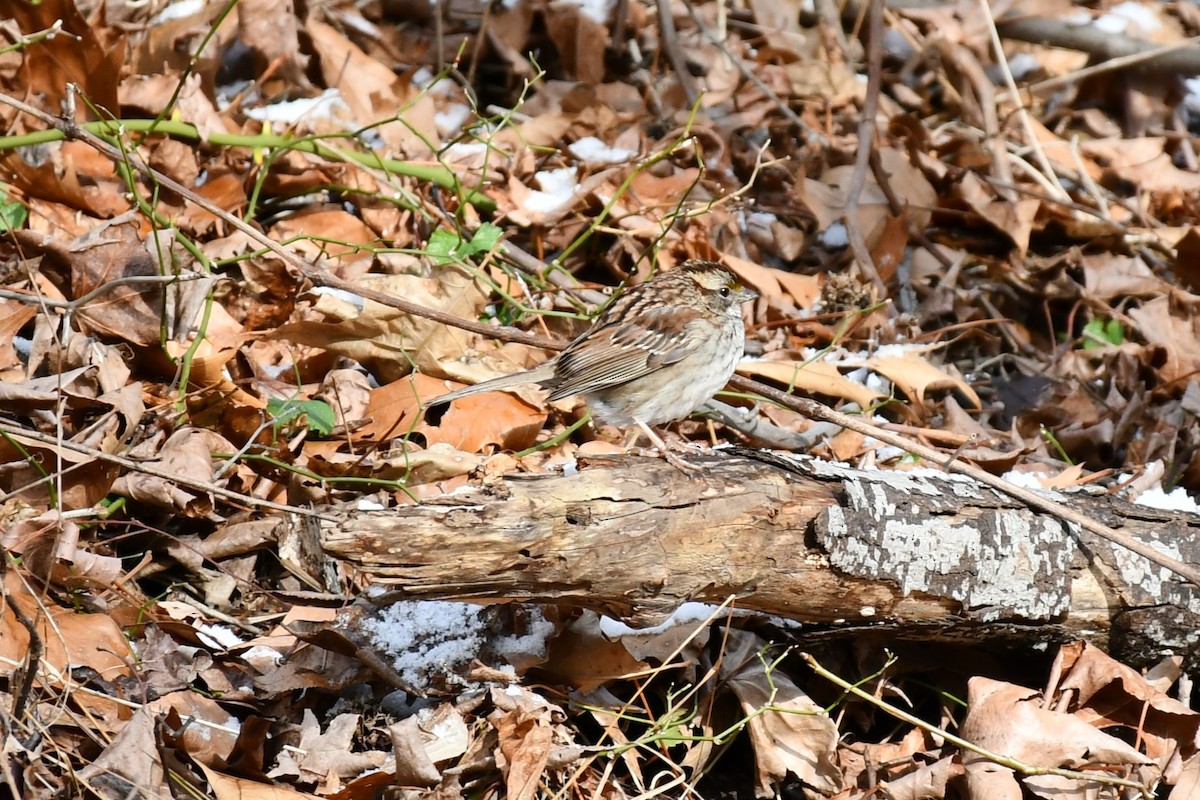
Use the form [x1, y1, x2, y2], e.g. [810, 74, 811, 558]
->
[318, 450, 1200, 666]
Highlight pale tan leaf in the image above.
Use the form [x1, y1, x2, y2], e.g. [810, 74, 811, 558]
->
[199, 762, 320, 800]
[739, 358, 887, 410]
[866, 356, 981, 411]
[961, 677, 1153, 769]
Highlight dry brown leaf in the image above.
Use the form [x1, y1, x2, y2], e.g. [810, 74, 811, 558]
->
[543, 4, 608, 84]
[1054, 641, 1199, 747]
[1035, 463, 1089, 490]
[1127, 296, 1200, 384]
[237, 0, 310, 87]
[313, 369, 373, 428]
[538, 611, 648, 693]
[390, 704, 471, 787]
[0, 572, 134, 726]
[4, 141, 131, 218]
[360, 372, 547, 454]
[5, 0, 122, 117]
[2, 511, 123, 586]
[722, 253, 821, 311]
[268, 710, 388, 789]
[77, 706, 171, 800]
[796, 149, 935, 249]
[147, 690, 241, 766]
[307, 19, 437, 154]
[720, 630, 841, 796]
[0, 299, 36, 374]
[1170, 754, 1200, 799]
[111, 427, 236, 516]
[960, 676, 1154, 770]
[273, 271, 488, 384]
[489, 685, 563, 800]
[1081, 253, 1167, 300]
[747, 0, 808, 52]
[953, 171, 1040, 256]
[270, 208, 381, 276]
[881, 755, 961, 800]
[1082, 138, 1200, 193]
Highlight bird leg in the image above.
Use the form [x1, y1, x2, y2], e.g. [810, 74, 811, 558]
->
[635, 421, 701, 474]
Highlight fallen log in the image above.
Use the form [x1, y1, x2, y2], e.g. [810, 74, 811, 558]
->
[318, 450, 1200, 665]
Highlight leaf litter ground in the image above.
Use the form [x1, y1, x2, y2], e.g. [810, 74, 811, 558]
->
[1, 0, 1199, 797]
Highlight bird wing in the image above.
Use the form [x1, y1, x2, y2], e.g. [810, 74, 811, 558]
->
[546, 305, 703, 401]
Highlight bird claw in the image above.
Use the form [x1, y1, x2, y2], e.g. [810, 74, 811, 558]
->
[660, 448, 703, 474]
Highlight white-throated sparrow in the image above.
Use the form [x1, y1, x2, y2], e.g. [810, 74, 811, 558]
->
[427, 260, 757, 464]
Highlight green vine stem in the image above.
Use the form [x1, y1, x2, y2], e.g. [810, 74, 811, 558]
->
[0, 118, 494, 211]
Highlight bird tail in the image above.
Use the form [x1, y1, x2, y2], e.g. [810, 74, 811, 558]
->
[424, 363, 558, 407]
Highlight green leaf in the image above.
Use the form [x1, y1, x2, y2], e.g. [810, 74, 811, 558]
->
[426, 228, 461, 263]
[266, 397, 335, 436]
[470, 222, 503, 254]
[1081, 318, 1124, 350]
[0, 189, 27, 232]
[426, 223, 505, 266]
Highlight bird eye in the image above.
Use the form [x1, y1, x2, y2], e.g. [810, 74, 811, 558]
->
[719, 286, 731, 298]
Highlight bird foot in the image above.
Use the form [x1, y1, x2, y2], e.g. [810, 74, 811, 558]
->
[659, 448, 703, 474]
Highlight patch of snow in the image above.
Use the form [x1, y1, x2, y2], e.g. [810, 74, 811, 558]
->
[1093, 13, 1127, 35]
[1104, 1, 1161, 33]
[819, 222, 849, 249]
[242, 89, 350, 124]
[494, 609, 556, 662]
[309, 286, 365, 309]
[240, 646, 284, 672]
[258, 362, 293, 380]
[521, 167, 579, 215]
[598, 602, 728, 638]
[363, 601, 488, 687]
[557, 0, 616, 23]
[999, 469, 1053, 490]
[442, 140, 488, 162]
[196, 624, 242, 650]
[436, 104, 474, 138]
[1132, 485, 1200, 514]
[1006, 53, 1041, 81]
[151, 0, 206, 23]
[568, 136, 636, 165]
[1183, 78, 1200, 116]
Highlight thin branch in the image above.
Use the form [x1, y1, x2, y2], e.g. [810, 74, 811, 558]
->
[841, 0, 886, 294]
[0, 422, 332, 519]
[655, 0, 698, 108]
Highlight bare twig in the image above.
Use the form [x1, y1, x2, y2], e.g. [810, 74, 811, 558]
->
[0, 274, 204, 310]
[841, 0, 886, 294]
[655, 0, 698, 108]
[0, 422, 332, 519]
[976, 0, 1070, 204]
[686, 6, 827, 147]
